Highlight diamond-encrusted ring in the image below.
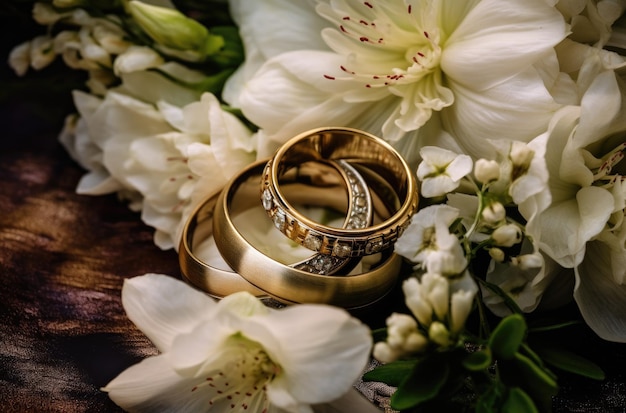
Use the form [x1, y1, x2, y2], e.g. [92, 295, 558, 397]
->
[213, 160, 403, 308]
[179, 159, 377, 300]
[261, 127, 418, 258]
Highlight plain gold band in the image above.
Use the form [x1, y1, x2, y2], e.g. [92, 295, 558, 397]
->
[261, 127, 418, 258]
[214, 160, 403, 308]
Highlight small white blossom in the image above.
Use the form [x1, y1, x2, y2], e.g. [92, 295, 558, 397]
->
[474, 159, 501, 184]
[395, 205, 467, 275]
[489, 247, 506, 263]
[29, 35, 56, 70]
[491, 223, 523, 247]
[428, 321, 450, 347]
[512, 253, 544, 270]
[482, 202, 506, 224]
[8, 41, 30, 76]
[417, 146, 473, 198]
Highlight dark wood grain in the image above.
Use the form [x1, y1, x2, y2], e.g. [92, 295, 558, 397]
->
[0, 141, 181, 412]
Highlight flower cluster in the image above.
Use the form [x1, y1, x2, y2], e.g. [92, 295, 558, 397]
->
[6, 0, 626, 411]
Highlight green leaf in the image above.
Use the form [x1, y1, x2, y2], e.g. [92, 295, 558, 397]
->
[534, 345, 605, 381]
[362, 359, 417, 387]
[502, 387, 539, 413]
[462, 348, 492, 371]
[512, 351, 558, 410]
[489, 314, 526, 360]
[390, 355, 449, 411]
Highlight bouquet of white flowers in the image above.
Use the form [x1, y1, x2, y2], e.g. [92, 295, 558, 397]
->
[7, 0, 626, 411]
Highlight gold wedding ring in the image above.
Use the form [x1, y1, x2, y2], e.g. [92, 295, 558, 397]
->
[180, 159, 375, 298]
[213, 160, 403, 308]
[261, 127, 418, 258]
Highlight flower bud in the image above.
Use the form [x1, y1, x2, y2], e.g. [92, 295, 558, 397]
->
[474, 159, 500, 183]
[373, 342, 399, 364]
[482, 202, 505, 224]
[8, 41, 30, 76]
[128, 1, 223, 55]
[509, 141, 534, 172]
[30, 35, 56, 70]
[491, 224, 522, 247]
[489, 247, 505, 262]
[511, 253, 543, 270]
[403, 332, 428, 353]
[428, 321, 450, 347]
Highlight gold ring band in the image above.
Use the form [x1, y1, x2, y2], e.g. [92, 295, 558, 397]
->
[214, 160, 403, 308]
[261, 127, 418, 258]
[179, 159, 375, 297]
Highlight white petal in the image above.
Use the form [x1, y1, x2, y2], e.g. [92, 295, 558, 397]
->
[576, 70, 624, 147]
[103, 355, 218, 412]
[442, 0, 568, 90]
[246, 305, 372, 406]
[224, 0, 327, 105]
[443, 66, 560, 159]
[539, 186, 614, 268]
[575, 241, 626, 342]
[114, 45, 163, 75]
[122, 273, 217, 352]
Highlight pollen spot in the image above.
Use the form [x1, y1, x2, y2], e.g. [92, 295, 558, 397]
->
[342, 16, 350, 20]
[424, 31, 430, 39]
[408, 4, 412, 13]
[340, 25, 348, 33]
[324, 74, 336, 80]
[359, 36, 369, 42]
[364, 1, 373, 8]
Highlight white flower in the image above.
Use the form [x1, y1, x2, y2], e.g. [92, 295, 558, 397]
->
[231, 0, 567, 161]
[533, 48, 626, 341]
[8, 41, 31, 76]
[402, 272, 477, 336]
[61, 88, 256, 249]
[417, 146, 472, 198]
[491, 223, 523, 247]
[103, 274, 372, 413]
[113, 45, 164, 75]
[395, 204, 467, 275]
[474, 159, 500, 184]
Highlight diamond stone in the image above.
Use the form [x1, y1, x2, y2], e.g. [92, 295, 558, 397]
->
[333, 242, 352, 258]
[261, 188, 273, 210]
[365, 238, 384, 254]
[303, 233, 322, 251]
[273, 210, 286, 231]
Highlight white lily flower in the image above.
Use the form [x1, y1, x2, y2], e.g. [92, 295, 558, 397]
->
[522, 47, 626, 340]
[417, 146, 472, 198]
[394, 204, 467, 275]
[103, 273, 373, 413]
[231, 0, 567, 161]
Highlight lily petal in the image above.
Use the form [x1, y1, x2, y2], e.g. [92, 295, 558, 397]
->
[247, 305, 372, 406]
[122, 273, 217, 352]
[443, 65, 560, 159]
[538, 186, 614, 268]
[442, 0, 568, 90]
[103, 354, 221, 412]
[575, 240, 626, 342]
